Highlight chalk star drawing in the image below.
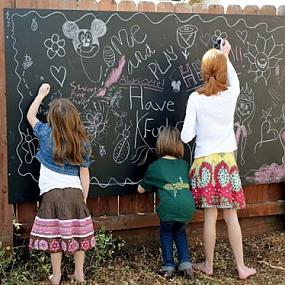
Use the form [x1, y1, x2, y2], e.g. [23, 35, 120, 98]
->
[244, 34, 283, 86]
[176, 25, 198, 60]
[44, 34, 66, 59]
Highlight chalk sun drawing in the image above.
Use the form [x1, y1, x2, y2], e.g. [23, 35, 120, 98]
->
[176, 25, 198, 60]
[244, 34, 283, 85]
[44, 34, 66, 59]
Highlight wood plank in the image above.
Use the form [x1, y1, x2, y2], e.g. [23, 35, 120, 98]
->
[243, 5, 260, 15]
[192, 3, 209, 14]
[16, 200, 285, 237]
[226, 5, 243, 15]
[175, 3, 192, 14]
[0, 0, 15, 246]
[119, 194, 137, 214]
[97, 0, 117, 11]
[157, 1, 174, 12]
[260, 5, 276, 15]
[16, 202, 37, 223]
[97, 196, 119, 217]
[277, 6, 285, 16]
[243, 184, 269, 204]
[208, 4, 224, 14]
[86, 197, 100, 217]
[118, 0, 137, 12]
[76, 0, 99, 10]
[136, 192, 154, 214]
[138, 1, 155, 12]
[268, 183, 285, 202]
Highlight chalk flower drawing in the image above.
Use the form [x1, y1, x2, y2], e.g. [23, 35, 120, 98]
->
[44, 34, 66, 59]
[244, 34, 283, 85]
[83, 103, 109, 143]
[212, 30, 227, 48]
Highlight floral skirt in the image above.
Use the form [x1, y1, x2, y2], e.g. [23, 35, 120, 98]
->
[29, 188, 95, 253]
[189, 152, 246, 209]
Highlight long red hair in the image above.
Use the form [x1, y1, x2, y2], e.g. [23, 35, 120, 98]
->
[197, 49, 228, 96]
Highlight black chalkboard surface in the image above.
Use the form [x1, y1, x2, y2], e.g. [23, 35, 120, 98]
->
[4, 9, 285, 203]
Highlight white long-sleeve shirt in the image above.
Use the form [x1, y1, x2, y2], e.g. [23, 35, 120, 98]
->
[181, 61, 240, 158]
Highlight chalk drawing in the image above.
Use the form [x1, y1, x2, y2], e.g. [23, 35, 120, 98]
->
[245, 34, 283, 85]
[44, 34, 66, 59]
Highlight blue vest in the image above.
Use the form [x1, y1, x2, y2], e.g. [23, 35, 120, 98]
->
[33, 121, 91, 176]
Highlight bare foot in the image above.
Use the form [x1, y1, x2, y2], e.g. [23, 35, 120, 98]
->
[48, 274, 61, 285]
[238, 266, 257, 280]
[193, 262, 213, 276]
[68, 273, 86, 283]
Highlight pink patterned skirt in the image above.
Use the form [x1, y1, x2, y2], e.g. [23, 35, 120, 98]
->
[29, 188, 95, 253]
[189, 152, 246, 209]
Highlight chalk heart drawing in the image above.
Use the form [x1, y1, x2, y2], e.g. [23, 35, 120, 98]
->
[50, 65, 66, 87]
[260, 121, 279, 143]
[199, 33, 210, 47]
[236, 30, 248, 43]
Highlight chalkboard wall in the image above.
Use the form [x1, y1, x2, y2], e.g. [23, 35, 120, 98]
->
[4, 9, 285, 203]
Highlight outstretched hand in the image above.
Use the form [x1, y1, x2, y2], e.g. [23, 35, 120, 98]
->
[38, 83, 51, 98]
[220, 39, 231, 58]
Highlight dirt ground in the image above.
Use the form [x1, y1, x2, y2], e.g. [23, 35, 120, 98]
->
[39, 231, 285, 285]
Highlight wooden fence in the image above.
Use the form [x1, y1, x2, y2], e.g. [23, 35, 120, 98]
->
[0, 0, 285, 246]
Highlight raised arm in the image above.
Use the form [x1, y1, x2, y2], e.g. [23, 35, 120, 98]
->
[181, 95, 196, 143]
[220, 39, 240, 96]
[27, 83, 51, 128]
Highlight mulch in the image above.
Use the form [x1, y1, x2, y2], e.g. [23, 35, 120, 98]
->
[40, 231, 285, 285]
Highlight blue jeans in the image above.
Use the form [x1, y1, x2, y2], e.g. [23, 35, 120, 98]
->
[160, 221, 192, 271]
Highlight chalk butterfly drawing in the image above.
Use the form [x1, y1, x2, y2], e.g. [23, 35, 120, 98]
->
[244, 34, 283, 85]
[62, 18, 106, 58]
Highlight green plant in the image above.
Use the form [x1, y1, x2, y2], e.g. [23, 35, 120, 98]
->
[0, 228, 125, 284]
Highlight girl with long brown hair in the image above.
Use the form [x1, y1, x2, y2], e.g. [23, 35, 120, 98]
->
[181, 40, 256, 280]
[27, 84, 95, 284]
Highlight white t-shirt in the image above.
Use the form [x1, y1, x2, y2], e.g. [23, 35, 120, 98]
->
[39, 164, 82, 196]
[181, 61, 240, 158]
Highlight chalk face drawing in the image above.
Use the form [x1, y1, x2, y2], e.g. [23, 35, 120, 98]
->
[62, 18, 107, 58]
[4, 9, 285, 202]
[244, 34, 283, 85]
